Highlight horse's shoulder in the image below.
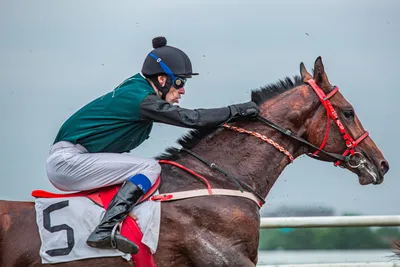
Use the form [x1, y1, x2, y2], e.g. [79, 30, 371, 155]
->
[0, 200, 33, 210]
[0, 200, 12, 214]
[0, 200, 34, 224]
[0, 201, 15, 234]
[0, 212, 12, 233]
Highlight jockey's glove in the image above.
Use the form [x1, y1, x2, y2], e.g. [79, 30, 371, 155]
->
[229, 101, 260, 118]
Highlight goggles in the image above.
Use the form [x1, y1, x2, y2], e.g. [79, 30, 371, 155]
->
[149, 53, 187, 89]
[173, 76, 187, 89]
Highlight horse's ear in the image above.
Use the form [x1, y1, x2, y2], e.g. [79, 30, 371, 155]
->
[300, 62, 312, 82]
[313, 56, 331, 88]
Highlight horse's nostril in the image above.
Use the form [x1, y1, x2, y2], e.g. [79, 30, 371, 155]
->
[380, 160, 390, 175]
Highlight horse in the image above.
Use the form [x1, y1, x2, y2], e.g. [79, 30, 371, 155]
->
[0, 57, 390, 267]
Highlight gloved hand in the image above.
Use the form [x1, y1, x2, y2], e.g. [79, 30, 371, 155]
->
[228, 101, 260, 118]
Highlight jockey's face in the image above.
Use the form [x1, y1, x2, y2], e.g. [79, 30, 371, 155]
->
[155, 75, 185, 104]
[165, 86, 185, 104]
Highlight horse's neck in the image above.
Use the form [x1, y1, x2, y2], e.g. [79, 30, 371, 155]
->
[182, 84, 317, 199]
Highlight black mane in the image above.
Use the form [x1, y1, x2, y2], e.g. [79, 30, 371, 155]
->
[156, 75, 304, 160]
[155, 128, 217, 160]
[251, 75, 303, 105]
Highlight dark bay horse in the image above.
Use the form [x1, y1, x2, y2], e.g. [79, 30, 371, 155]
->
[0, 57, 390, 267]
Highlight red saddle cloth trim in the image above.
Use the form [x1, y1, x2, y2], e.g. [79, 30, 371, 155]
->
[31, 175, 161, 203]
[99, 185, 156, 267]
[31, 177, 160, 267]
[32, 188, 99, 198]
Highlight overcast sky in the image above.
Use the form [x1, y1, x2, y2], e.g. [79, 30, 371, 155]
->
[1, 0, 399, 216]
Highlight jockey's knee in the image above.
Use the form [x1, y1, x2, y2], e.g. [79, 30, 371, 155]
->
[127, 159, 160, 193]
[139, 159, 161, 182]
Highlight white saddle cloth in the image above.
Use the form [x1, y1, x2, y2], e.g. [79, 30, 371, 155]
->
[34, 193, 160, 264]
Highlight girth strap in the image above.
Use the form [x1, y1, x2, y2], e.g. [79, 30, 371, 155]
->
[158, 159, 265, 208]
[150, 188, 263, 208]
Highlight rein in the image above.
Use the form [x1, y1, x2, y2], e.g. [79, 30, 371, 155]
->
[223, 79, 369, 167]
[254, 116, 347, 162]
[151, 79, 370, 208]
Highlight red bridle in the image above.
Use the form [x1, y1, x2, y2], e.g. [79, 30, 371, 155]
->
[306, 79, 369, 166]
[223, 79, 369, 167]
[168, 79, 372, 206]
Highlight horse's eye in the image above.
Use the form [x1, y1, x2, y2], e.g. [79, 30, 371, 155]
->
[342, 109, 355, 119]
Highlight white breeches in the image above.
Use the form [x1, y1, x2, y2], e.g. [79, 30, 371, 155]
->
[46, 141, 161, 192]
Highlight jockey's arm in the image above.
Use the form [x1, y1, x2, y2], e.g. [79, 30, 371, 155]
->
[139, 94, 259, 128]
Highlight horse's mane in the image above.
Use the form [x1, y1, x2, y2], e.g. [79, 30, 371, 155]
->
[156, 75, 303, 160]
[251, 75, 303, 105]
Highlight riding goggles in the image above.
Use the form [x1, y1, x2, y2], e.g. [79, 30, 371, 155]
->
[149, 53, 187, 89]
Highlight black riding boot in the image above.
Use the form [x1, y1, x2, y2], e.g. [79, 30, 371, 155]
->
[86, 180, 144, 254]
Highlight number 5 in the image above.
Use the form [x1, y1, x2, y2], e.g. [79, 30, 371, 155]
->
[43, 200, 75, 256]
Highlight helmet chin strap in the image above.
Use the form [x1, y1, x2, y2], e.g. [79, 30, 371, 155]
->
[150, 76, 172, 100]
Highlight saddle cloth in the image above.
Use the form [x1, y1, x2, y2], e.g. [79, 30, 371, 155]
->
[32, 184, 159, 266]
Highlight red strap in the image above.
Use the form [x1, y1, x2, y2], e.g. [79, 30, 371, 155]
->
[32, 188, 99, 198]
[307, 79, 326, 99]
[334, 131, 369, 166]
[32, 177, 161, 205]
[354, 131, 369, 146]
[307, 79, 368, 164]
[325, 86, 339, 100]
[308, 80, 338, 156]
[150, 194, 173, 201]
[158, 160, 213, 195]
[312, 110, 331, 156]
[140, 175, 161, 203]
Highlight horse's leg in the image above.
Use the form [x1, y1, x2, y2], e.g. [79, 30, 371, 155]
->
[153, 246, 191, 267]
[154, 239, 256, 267]
[184, 230, 258, 267]
[187, 241, 257, 267]
[153, 220, 192, 266]
[153, 198, 260, 267]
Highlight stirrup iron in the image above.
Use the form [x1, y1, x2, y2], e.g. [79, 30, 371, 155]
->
[110, 223, 121, 249]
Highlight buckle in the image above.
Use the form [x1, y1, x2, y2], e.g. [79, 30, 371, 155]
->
[347, 152, 365, 169]
[151, 194, 173, 201]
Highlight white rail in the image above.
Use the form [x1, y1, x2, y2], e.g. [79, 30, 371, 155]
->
[257, 215, 400, 267]
[258, 263, 399, 267]
[260, 215, 400, 228]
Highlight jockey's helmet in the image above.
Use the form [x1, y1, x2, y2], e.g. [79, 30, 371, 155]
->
[141, 37, 198, 97]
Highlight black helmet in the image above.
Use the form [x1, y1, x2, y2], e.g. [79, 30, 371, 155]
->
[142, 37, 199, 78]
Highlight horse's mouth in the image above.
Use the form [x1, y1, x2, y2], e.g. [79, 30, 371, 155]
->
[358, 171, 383, 185]
[339, 152, 384, 185]
[356, 158, 384, 185]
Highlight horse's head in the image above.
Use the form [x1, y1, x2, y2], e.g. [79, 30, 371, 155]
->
[299, 57, 389, 185]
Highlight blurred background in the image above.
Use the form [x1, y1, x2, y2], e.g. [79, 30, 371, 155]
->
[1, 0, 399, 265]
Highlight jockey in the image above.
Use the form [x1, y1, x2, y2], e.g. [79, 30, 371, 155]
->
[46, 36, 259, 255]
